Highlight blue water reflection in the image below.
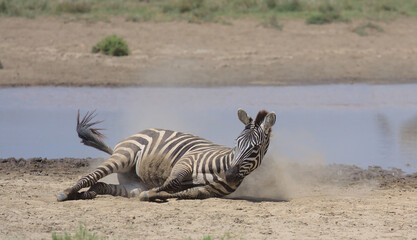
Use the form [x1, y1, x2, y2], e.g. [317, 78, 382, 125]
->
[1, 85, 416, 172]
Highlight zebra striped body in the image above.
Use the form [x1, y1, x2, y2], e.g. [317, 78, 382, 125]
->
[116, 128, 238, 196]
[56, 109, 276, 202]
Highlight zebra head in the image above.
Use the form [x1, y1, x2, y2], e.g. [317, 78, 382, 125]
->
[226, 109, 276, 183]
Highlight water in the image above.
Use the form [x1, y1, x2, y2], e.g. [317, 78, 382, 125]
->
[1, 85, 417, 173]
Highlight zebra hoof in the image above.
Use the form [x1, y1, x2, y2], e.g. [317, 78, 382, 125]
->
[138, 191, 149, 201]
[56, 193, 68, 202]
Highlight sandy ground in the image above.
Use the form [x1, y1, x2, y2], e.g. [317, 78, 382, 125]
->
[1, 17, 417, 87]
[1, 158, 416, 240]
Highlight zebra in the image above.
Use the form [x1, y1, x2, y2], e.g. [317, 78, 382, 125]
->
[56, 108, 276, 202]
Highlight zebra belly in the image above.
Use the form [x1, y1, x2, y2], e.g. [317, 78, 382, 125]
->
[136, 153, 174, 189]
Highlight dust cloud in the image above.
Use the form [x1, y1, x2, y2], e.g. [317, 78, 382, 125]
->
[228, 153, 379, 201]
[228, 155, 323, 201]
[92, 151, 382, 201]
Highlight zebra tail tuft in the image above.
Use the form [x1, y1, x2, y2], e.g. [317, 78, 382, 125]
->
[76, 110, 113, 155]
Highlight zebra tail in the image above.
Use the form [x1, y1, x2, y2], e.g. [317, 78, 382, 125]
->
[76, 110, 113, 155]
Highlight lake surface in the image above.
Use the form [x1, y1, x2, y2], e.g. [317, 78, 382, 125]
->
[1, 84, 417, 173]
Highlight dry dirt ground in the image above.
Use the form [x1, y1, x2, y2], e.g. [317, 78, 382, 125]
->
[1, 17, 417, 87]
[1, 158, 416, 240]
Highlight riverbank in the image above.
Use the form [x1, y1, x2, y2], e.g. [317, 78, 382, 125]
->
[1, 17, 417, 87]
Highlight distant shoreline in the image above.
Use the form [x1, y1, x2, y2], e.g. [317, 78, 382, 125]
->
[1, 17, 417, 88]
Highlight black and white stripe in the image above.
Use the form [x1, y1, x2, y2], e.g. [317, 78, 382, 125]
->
[56, 109, 276, 202]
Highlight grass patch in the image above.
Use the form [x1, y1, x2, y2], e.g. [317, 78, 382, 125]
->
[162, 0, 220, 23]
[0, 0, 50, 17]
[92, 35, 130, 57]
[125, 11, 154, 22]
[55, 1, 92, 14]
[306, 11, 345, 24]
[200, 232, 232, 240]
[375, 1, 398, 12]
[0, 0, 417, 22]
[177, 0, 205, 13]
[264, 0, 303, 12]
[353, 22, 384, 36]
[306, 1, 349, 24]
[52, 223, 104, 240]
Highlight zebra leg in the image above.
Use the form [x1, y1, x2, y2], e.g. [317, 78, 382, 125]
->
[139, 186, 213, 201]
[76, 182, 128, 200]
[139, 161, 197, 201]
[75, 182, 144, 200]
[140, 162, 192, 199]
[56, 154, 135, 202]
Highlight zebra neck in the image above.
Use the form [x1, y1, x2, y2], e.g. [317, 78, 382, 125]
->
[224, 150, 234, 171]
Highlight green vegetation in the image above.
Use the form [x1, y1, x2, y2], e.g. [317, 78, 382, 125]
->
[306, 1, 349, 24]
[92, 35, 130, 56]
[200, 232, 232, 240]
[0, 0, 416, 23]
[52, 223, 104, 240]
[353, 22, 384, 36]
[55, 1, 92, 14]
[265, 0, 302, 12]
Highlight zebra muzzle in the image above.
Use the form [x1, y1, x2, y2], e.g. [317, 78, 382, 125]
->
[225, 165, 244, 183]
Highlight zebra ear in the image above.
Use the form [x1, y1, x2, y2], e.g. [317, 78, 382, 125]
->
[262, 112, 276, 130]
[238, 108, 251, 125]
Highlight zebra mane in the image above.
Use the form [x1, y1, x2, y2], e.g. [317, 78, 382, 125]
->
[254, 110, 269, 126]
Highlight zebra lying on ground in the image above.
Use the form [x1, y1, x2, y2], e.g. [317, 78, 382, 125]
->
[56, 109, 276, 202]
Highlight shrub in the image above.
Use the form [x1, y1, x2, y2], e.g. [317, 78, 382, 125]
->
[92, 35, 130, 57]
